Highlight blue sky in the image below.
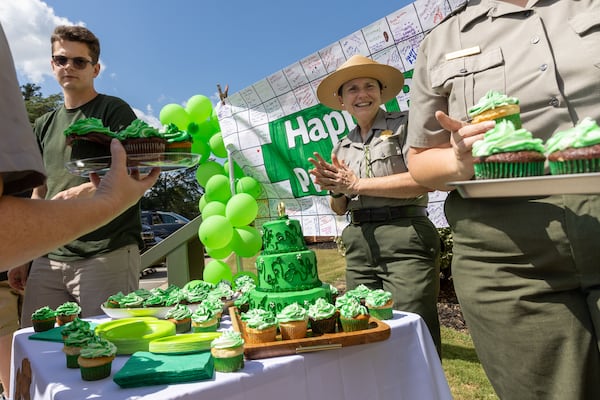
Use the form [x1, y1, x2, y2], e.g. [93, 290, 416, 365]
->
[1, 0, 413, 126]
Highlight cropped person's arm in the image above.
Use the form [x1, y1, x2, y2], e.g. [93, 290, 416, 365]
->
[0, 139, 159, 271]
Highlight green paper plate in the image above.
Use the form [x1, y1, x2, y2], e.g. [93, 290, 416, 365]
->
[149, 332, 222, 354]
[96, 318, 176, 354]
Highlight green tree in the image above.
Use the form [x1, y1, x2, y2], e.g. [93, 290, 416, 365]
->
[21, 83, 62, 124]
[141, 167, 203, 219]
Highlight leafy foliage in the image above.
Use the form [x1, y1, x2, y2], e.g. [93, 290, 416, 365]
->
[140, 168, 203, 220]
[438, 227, 453, 279]
[21, 83, 63, 124]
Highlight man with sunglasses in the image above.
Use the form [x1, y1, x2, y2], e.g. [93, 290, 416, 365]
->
[11, 25, 146, 328]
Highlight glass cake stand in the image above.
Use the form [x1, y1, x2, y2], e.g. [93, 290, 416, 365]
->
[65, 152, 200, 177]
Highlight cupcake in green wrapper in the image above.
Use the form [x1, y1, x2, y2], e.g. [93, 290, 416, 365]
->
[31, 306, 56, 332]
[365, 289, 394, 320]
[211, 329, 245, 372]
[63, 329, 95, 368]
[191, 304, 219, 332]
[339, 298, 370, 332]
[469, 90, 521, 128]
[277, 302, 308, 340]
[307, 298, 338, 334]
[472, 120, 546, 179]
[545, 117, 600, 175]
[165, 304, 192, 333]
[78, 337, 117, 381]
[55, 302, 81, 326]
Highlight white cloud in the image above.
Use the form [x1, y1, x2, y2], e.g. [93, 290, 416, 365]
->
[134, 106, 161, 129]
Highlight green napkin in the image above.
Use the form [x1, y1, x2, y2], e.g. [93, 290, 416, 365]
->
[113, 351, 214, 388]
[29, 322, 98, 342]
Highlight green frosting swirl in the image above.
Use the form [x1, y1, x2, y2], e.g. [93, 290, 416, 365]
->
[163, 123, 193, 143]
[32, 306, 56, 320]
[117, 119, 161, 139]
[339, 298, 369, 319]
[184, 287, 209, 304]
[307, 298, 336, 320]
[202, 298, 224, 314]
[472, 120, 545, 157]
[63, 117, 116, 137]
[61, 318, 91, 337]
[56, 302, 81, 316]
[143, 294, 167, 307]
[165, 288, 187, 307]
[119, 293, 145, 308]
[243, 309, 277, 330]
[276, 302, 308, 322]
[64, 329, 94, 347]
[211, 329, 243, 349]
[468, 90, 519, 117]
[165, 304, 192, 320]
[79, 337, 117, 359]
[346, 284, 371, 299]
[365, 289, 392, 308]
[191, 304, 215, 323]
[545, 117, 600, 154]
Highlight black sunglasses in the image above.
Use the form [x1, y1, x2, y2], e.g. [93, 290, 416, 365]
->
[52, 55, 95, 70]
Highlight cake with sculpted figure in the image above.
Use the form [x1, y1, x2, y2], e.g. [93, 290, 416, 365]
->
[247, 203, 332, 314]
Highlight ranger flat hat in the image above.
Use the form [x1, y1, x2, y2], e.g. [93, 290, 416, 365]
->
[316, 54, 404, 110]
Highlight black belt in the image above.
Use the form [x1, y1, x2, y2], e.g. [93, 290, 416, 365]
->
[349, 206, 427, 225]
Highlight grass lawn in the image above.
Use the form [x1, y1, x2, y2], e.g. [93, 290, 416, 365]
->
[225, 245, 497, 399]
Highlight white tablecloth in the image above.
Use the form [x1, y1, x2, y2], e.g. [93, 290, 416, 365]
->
[11, 311, 452, 400]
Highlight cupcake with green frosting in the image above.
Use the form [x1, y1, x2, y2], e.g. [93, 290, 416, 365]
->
[31, 306, 56, 332]
[472, 120, 546, 179]
[163, 123, 192, 153]
[61, 318, 92, 341]
[116, 118, 166, 157]
[365, 289, 394, 320]
[63, 329, 95, 368]
[165, 304, 192, 333]
[469, 90, 521, 128]
[55, 302, 81, 326]
[191, 304, 219, 332]
[242, 309, 277, 344]
[276, 302, 308, 340]
[338, 298, 370, 332]
[211, 329, 245, 372]
[307, 298, 339, 334]
[545, 117, 600, 175]
[77, 337, 118, 381]
[63, 117, 117, 159]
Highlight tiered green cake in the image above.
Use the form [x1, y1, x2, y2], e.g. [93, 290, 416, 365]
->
[248, 212, 331, 314]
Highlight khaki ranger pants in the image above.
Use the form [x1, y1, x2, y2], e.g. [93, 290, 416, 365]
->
[342, 216, 441, 354]
[446, 191, 600, 400]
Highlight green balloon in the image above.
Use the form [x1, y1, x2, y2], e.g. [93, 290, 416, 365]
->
[197, 215, 233, 249]
[204, 174, 232, 204]
[186, 94, 213, 124]
[231, 226, 262, 258]
[209, 132, 227, 158]
[205, 243, 233, 260]
[194, 119, 218, 143]
[191, 138, 210, 163]
[203, 259, 233, 285]
[195, 161, 224, 187]
[223, 160, 245, 179]
[201, 201, 226, 219]
[236, 176, 262, 199]
[226, 193, 258, 227]
[159, 103, 190, 130]
[198, 195, 208, 212]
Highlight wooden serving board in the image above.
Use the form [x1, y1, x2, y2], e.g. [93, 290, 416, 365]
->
[229, 307, 391, 359]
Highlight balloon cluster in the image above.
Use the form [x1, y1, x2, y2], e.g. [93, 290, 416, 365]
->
[159, 94, 226, 163]
[196, 163, 263, 284]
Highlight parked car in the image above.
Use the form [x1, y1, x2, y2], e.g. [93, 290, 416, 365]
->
[141, 210, 190, 240]
[140, 223, 159, 252]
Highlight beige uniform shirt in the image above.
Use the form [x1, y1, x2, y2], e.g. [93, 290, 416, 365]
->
[333, 108, 428, 210]
[407, 0, 600, 148]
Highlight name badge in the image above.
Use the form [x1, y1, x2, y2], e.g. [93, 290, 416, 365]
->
[445, 46, 481, 61]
